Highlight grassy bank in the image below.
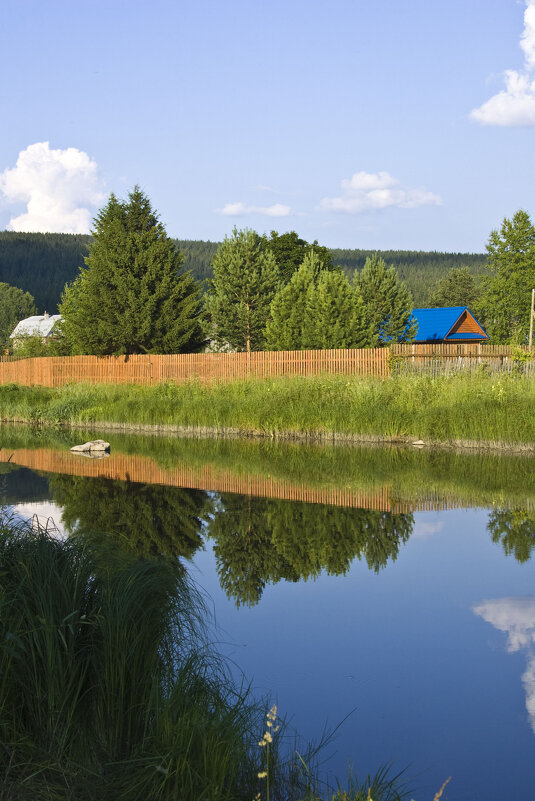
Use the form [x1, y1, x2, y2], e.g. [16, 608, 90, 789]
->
[1, 372, 535, 445]
[0, 512, 408, 801]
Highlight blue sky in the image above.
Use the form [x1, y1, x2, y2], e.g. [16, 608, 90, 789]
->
[1, 0, 534, 252]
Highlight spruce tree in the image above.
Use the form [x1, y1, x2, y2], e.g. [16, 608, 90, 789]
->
[205, 228, 279, 352]
[60, 188, 204, 355]
[264, 250, 320, 350]
[356, 254, 416, 345]
[303, 269, 370, 349]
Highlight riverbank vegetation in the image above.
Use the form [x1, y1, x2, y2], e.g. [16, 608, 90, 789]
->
[0, 512, 409, 800]
[1, 372, 535, 446]
[3, 421, 535, 512]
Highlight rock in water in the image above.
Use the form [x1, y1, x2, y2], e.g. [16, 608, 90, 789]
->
[70, 440, 111, 453]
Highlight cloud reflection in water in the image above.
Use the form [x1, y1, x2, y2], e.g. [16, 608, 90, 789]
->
[474, 596, 535, 732]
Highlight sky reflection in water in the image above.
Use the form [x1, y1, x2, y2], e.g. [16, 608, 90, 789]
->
[2, 434, 535, 800]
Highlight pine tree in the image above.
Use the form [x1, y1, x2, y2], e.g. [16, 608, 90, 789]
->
[481, 210, 535, 343]
[303, 269, 370, 349]
[60, 188, 204, 355]
[264, 250, 320, 350]
[356, 254, 416, 345]
[205, 228, 279, 352]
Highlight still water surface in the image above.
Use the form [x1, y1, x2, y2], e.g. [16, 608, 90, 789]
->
[2, 426, 535, 800]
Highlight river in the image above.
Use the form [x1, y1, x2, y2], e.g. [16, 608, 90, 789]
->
[2, 424, 535, 800]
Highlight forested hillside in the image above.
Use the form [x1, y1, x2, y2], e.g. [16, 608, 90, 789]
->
[0, 232, 91, 313]
[177, 240, 219, 283]
[0, 231, 486, 312]
[331, 249, 487, 306]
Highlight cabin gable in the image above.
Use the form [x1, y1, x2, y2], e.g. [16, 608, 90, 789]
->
[445, 309, 486, 339]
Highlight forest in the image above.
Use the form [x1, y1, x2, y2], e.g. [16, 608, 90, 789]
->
[0, 230, 485, 314]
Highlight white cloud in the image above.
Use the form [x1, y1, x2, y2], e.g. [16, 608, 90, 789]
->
[0, 142, 105, 233]
[218, 201, 292, 217]
[521, 1, 535, 69]
[473, 596, 535, 732]
[471, 1, 535, 126]
[319, 171, 441, 214]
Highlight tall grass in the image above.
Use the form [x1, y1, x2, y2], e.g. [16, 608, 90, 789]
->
[0, 513, 409, 801]
[0, 513, 260, 800]
[1, 372, 535, 444]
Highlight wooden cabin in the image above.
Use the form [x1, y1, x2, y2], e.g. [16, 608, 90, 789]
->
[411, 307, 489, 344]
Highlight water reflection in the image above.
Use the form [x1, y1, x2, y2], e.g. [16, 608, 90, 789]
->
[49, 474, 212, 560]
[17, 471, 414, 607]
[488, 508, 535, 563]
[473, 597, 535, 732]
[206, 493, 414, 605]
[0, 448, 535, 606]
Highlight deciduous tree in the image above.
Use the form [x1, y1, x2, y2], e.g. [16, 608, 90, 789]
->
[428, 266, 482, 312]
[0, 282, 36, 349]
[262, 230, 332, 283]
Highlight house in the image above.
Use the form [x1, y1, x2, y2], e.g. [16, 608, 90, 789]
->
[411, 307, 489, 344]
[10, 312, 63, 350]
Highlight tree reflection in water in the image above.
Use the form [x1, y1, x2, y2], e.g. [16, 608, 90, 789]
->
[49, 474, 212, 560]
[488, 507, 535, 563]
[44, 471, 535, 609]
[206, 493, 414, 606]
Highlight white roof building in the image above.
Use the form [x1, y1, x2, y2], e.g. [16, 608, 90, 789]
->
[10, 313, 63, 339]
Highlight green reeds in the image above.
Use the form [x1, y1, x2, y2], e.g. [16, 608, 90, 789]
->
[0, 513, 259, 800]
[1, 372, 535, 444]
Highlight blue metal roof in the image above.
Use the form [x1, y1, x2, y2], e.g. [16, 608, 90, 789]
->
[411, 307, 489, 343]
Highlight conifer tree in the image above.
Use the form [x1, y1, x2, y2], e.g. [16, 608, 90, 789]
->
[303, 270, 370, 349]
[60, 188, 204, 355]
[481, 210, 535, 343]
[205, 228, 279, 352]
[264, 250, 320, 350]
[356, 254, 416, 345]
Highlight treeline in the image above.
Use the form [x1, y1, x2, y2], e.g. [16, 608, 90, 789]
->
[0, 230, 485, 313]
[0, 231, 91, 313]
[332, 248, 487, 306]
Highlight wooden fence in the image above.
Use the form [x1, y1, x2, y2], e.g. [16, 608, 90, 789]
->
[390, 343, 535, 376]
[0, 344, 532, 388]
[0, 348, 390, 388]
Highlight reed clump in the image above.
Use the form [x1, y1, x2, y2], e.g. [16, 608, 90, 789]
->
[0, 513, 409, 801]
[0, 512, 259, 800]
